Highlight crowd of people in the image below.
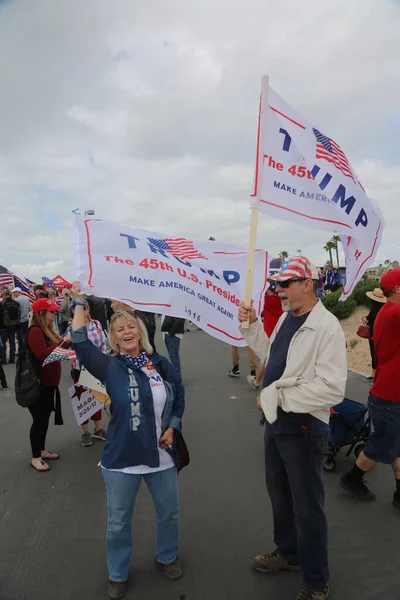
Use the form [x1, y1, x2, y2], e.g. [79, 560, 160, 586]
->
[1, 258, 399, 600]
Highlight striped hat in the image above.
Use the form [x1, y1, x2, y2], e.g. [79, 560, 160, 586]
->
[268, 256, 319, 283]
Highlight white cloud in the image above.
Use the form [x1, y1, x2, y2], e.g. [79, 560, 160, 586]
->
[0, 0, 399, 280]
[9, 261, 64, 282]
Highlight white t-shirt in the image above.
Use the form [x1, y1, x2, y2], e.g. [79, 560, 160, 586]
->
[103, 361, 174, 475]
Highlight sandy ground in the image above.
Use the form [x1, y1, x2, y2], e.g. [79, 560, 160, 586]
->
[341, 304, 372, 376]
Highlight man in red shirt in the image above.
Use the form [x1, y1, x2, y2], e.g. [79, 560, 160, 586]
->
[340, 269, 400, 509]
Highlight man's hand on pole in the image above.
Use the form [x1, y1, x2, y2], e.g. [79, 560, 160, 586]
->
[238, 302, 257, 325]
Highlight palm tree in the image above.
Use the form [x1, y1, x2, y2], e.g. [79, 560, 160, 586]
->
[384, 259, 390, 266]
[323, 241, 334, 265]
[331, 235, 341, 267]
[279, 250, 289, 261]
[208, 236, 215, 241]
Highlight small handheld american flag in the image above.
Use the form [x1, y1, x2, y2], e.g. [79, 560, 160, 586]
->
[43, 346, 76, 366]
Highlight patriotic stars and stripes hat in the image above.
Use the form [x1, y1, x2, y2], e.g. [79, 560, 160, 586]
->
[268, 256, 319, 283]
[32, 297, 60, 313]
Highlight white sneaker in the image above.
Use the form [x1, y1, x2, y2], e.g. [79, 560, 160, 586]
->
[247, 374, 259, 390]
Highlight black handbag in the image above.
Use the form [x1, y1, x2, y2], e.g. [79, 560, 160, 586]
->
[175, 430, 190, 471]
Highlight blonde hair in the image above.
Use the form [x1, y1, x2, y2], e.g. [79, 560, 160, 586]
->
[109, 311, 153, 355]
[29, 311, 62, 344]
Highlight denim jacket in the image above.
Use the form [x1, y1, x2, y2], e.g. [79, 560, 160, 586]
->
[71, 326, 185, 470]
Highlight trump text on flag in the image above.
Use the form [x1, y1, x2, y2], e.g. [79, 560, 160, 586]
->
[73, 215, 269, 346]
[251, 83, 383, 297]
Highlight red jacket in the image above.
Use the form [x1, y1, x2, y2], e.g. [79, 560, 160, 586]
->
[27, 326, 61, 388]
[371, 302, 400, 402]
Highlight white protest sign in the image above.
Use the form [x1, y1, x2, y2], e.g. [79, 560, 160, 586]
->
[251, 81, 384, 297]
[68, 385, 103, 426]
[73, 214, 269, 346]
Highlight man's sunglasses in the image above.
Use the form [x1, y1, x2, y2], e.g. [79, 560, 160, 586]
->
[277, 278, 307, 289]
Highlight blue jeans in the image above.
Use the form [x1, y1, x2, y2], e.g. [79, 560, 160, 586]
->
[164, 334, 182, 383]
[0, 328, 17, 362]
[264, 425, 329, 591]
[102, 466, 179, 582]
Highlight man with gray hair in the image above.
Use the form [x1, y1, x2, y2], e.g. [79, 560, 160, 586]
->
[238, 256, 347, 600]
[12, 287, 30, 348]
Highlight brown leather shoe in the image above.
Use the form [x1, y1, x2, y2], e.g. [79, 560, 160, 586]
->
[296, 585, 330, 599]
[108, 580, 127, 599]
[164, 559, 182, 580]
[253, 550, 300, 574]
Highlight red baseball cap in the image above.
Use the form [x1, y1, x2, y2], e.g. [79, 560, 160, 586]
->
[380, 268, 400, 294]
[32, 298, 60, 313]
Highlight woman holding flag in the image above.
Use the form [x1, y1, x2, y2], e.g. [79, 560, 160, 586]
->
[26, 297, 65, 472]
[70, 284, 185, 600]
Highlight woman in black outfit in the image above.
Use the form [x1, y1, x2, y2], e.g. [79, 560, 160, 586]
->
[362, 288, 386, 383]
[26, 297, 65, 471]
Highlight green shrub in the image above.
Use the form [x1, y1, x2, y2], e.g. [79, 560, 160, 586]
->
[350, 280, 377, 307]
[321, 288, 357, 320]
[349, 339, 358, 349]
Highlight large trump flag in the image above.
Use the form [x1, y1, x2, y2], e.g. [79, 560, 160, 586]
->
[251, 78, 384, 297]
[73, 214, 269, 346]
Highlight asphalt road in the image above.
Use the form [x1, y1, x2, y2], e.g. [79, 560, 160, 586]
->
[0, 325, 399, 600]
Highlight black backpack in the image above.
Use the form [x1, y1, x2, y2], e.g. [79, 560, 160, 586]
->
[15, 348, 42, 407]
[2, 299, 20, 328]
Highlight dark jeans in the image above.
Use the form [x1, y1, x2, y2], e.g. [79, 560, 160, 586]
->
[146, 323, 157, 354]
[264, 425, 329, 591]
[0, 327, 17, 362]
[164, 334, 182, 383]
[17, 321, 29, 351]
[0, 363, 7, 388]
[28, 387, 55, 458]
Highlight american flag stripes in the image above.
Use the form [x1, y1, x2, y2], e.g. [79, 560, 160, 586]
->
[12, 274, 36, 303]
[313, 128, 355, 183]
[147, 237, 207, 261]
[43, 346, 77, 366]
[0, 265, 14, 287]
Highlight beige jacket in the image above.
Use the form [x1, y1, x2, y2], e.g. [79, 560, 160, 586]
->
[240, 300, 347, 424]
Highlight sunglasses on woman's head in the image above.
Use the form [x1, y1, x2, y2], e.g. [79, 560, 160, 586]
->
[277, 278, 307, 289]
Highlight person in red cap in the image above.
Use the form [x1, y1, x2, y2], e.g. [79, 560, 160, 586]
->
[238, 255, 347, 600]
[340, 268, 400, 509]
[26, 297, 65, 472]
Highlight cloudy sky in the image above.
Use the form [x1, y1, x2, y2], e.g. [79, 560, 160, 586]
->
[0, 0, 399, 281]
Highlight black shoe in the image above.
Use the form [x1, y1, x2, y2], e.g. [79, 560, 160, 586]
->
[340, 472, 376, 501]
[393, 491, 400, 510]
[1, 384, 8, 390]
[108, 580, 127, 599]
[228, 367, 240, 377]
